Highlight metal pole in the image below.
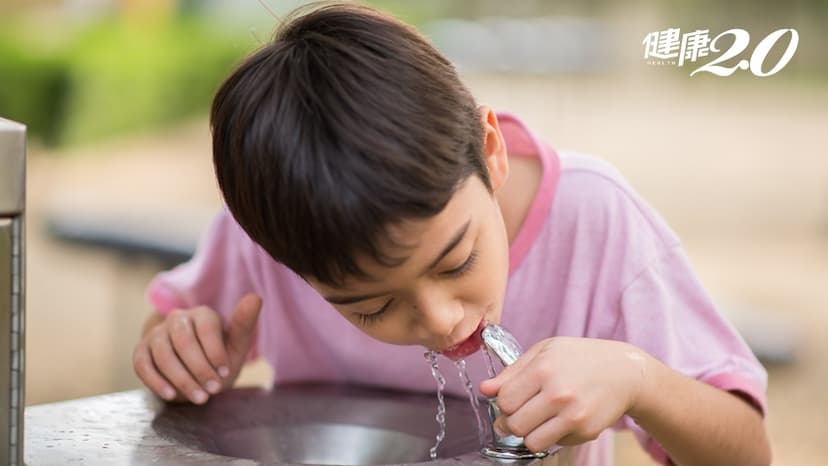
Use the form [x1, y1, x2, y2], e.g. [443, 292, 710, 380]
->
[0, 117, 27, 466]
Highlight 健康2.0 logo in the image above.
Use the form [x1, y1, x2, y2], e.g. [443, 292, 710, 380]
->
[642, 28, 799, 77]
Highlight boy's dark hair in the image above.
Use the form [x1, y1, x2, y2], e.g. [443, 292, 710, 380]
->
[211, 1, 489, 287]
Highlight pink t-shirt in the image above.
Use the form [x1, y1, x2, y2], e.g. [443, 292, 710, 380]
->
[147, 112, 767, 465]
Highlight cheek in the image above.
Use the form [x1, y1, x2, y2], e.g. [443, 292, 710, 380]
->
[460, 243, 509, 306]
[482, 211, 511, 283]
[469, 211, 510, 307]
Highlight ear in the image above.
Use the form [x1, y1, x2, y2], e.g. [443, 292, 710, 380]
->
[479, 105, 509, 192]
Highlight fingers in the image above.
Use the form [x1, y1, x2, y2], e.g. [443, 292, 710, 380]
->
[494, 396, 602, 452]
[522, 408, 603, 451]
[479, 341, 546, 397]
[518, 402, 605, 452]
[149, 327, 210, 404]
[168, 311, 225, 396]
[191, 310, 231, 380]
[522, 416, 569, 452]
[498, 390, 565, 438]
[134, 296, 262, 406]
[133, 342, 177, 401]
[481, 344, 547, 413]
[494, 364, 547, 416]
[226, 294, 262, 367]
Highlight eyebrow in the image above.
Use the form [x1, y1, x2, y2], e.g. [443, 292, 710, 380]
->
[322, 218, 472, 305]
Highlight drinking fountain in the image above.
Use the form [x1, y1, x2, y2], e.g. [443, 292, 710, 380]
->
[0, 117, 26, 465]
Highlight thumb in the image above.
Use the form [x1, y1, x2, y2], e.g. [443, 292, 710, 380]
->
[479, 339, 545, 397]
[226, 293, 262, 365]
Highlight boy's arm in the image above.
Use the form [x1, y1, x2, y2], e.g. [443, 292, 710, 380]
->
[612, 244, 769, 465]
[629, 355, 771, 466]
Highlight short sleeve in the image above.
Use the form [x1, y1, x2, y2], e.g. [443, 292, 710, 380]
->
[521, 152, 768, 465]
[146, 207, 261, 359]
[614, 245, 768, 464]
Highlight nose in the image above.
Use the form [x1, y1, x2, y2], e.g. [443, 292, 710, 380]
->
[412, 290, 464, 340]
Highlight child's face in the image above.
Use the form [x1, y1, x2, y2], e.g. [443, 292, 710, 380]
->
[307, 106, 511, 354]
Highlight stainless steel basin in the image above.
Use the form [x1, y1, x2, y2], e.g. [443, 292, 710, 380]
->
[151, 383, 562, 465]
[24, 384, 567, 464]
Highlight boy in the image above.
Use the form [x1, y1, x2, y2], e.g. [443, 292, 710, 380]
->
[133, 3, 771, 465]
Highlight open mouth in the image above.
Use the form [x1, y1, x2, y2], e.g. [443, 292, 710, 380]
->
[439, 320, 487, 361]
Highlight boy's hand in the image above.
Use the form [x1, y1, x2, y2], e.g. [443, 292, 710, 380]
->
[478, 337, 650, 452]
[133, 293, 262, 404]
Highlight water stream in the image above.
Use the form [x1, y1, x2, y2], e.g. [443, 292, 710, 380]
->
[453, 359, 490, 448]
[425, 351, 447, 460]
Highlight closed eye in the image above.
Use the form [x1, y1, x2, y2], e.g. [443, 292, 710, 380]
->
[353, 249, 479, 326]
[356, 299, 393, 326]
[442, 249, 479, 278]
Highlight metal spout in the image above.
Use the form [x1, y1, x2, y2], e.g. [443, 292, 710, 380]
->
[480, 323, 548, 460]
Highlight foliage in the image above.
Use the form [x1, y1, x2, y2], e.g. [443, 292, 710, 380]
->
[0, 18, 251, 147]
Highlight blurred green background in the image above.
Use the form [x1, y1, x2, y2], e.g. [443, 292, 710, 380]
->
[2, 0, 826, 148]
[1, 1, 249, 146]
